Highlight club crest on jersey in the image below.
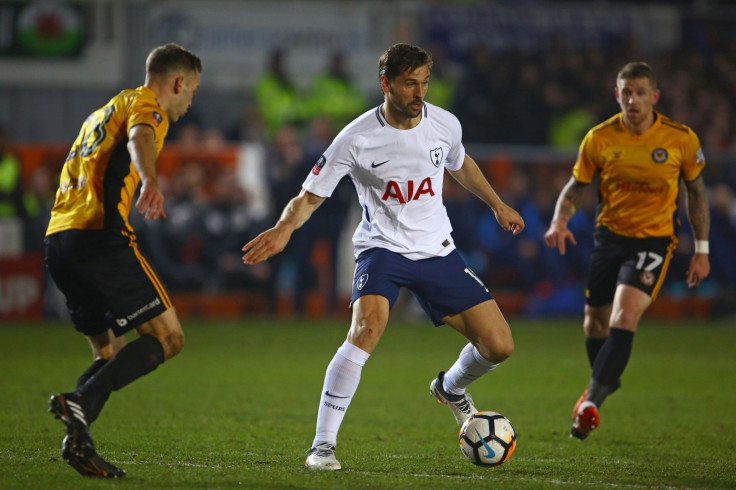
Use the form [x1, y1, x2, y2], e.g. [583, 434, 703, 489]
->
[430, 148, 443, 168]
[312, 155, 327, 175]
[651, 148, 668, 163]
[152, 111, 163, 127]
[640, 271, 655, 286]
[356, 274, 369, 290]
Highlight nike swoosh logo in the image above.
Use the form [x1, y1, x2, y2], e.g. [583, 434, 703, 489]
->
[476, 428, 496, 458]
[325, 390, 350, 399]
[371, 160, 390, 168]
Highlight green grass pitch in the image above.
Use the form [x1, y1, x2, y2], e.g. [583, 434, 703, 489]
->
[0, 316, 734, 489]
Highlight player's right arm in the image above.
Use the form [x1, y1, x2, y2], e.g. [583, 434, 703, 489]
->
[129, 123, 166, 220]
[242, 189, 326, 265]
[544, 176, 588, 255]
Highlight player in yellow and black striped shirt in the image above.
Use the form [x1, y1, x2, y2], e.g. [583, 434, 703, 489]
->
[44, 43, 201, 478]
[544, 62, 711, 441]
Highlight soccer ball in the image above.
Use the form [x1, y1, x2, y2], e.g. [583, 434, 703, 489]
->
[459, 411, 516, 466]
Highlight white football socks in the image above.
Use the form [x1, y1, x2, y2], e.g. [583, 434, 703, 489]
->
[313, 341, 370, 447]
[443, 342, 498, 395]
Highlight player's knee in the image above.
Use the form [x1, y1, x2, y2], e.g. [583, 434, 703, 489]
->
[146, 325, 184, 360]
[478, 336, 514, 364]
[583, 317, 608, 337]
[611, 310, 642, 330]
[139, 309, 184, 360]
[163, 330, 184, 360]
[493, 338, 514, 363]
[346, 321, 383, 352]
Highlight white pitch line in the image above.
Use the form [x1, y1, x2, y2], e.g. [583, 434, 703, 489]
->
[25, 454, 699, 489]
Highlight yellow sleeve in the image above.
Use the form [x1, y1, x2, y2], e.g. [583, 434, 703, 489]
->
[572, 129, 599, 184]
[127, 94, 169, 143]
[681, 129, 706, 182]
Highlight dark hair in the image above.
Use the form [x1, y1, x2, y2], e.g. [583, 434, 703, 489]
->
[146, 43, 202, 78]
[378, 43, 433, 81]
[617, 62, 657, 90]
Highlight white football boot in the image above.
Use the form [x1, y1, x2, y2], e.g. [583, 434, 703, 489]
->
[305, 442, 341, 470]
[430, 371, 478, 426]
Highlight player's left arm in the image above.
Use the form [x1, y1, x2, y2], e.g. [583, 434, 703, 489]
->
[448, 154, 524, 235]
[684, 175, 711, 287]
[129, 123, 165, 220]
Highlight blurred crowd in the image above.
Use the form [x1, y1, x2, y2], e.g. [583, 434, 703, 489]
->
[450, 32, 736, 151]
[4, 36, 736, 317]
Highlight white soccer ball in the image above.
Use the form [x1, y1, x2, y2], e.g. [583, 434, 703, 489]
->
[458, 411, 516, 466]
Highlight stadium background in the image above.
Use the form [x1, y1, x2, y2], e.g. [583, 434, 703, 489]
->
[2, 0, 735, 322]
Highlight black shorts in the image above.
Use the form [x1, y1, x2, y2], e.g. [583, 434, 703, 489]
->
[44, 229, 171, 337]
[586, 227, 678, 306]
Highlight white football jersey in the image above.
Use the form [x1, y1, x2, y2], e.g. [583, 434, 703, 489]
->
[303, 102, 465, 260]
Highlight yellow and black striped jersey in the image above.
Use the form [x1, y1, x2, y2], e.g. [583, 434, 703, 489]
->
[573, 112, 705, 238]
[46, 86, 169, 236]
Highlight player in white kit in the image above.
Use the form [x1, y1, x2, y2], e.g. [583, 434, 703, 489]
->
[242, 43, 525, 470]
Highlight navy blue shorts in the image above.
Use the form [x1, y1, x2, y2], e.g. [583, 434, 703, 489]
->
[350, 248, 493, 326]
